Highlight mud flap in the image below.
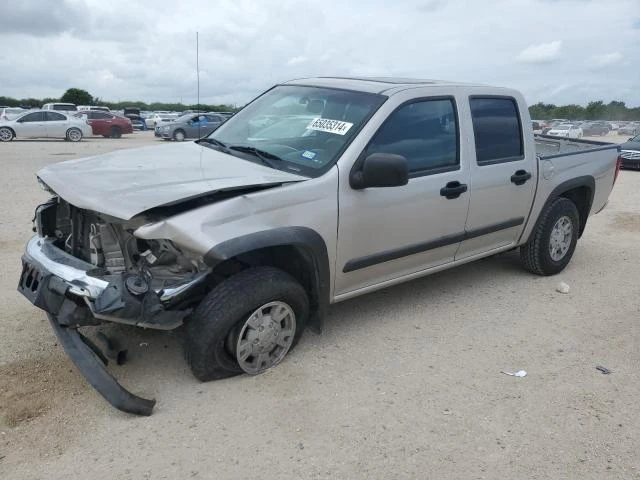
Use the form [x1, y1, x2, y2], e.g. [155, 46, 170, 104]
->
[47, 313, 156, 416]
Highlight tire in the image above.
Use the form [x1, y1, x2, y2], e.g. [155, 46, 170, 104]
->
[66, 128, 82, 142]
[173, 129, 186, 141]
[0, 127, 14, 142]
[185, 267, 309, 381]
[520, 197, 580, 276]
[102, 135, 110, 138]
[110, 126, 122, 138]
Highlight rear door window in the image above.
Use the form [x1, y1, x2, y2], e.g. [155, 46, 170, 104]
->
[470, 97, 523, 164]
[45, 112, 66, 121]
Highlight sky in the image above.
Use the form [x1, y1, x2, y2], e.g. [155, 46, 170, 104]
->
[0, 0, 638, 107]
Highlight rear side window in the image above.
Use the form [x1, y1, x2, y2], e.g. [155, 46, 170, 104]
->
[45, 112, 66, 121]
[92, 112, 111, 119]
[53, 104, 76, 111]
[470, 97, 523, 164]
[366, 98, 459, 176]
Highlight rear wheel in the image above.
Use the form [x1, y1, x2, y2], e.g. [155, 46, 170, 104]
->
[185, 267, 309, 381]
[110, 126, 122, 138]
[0, 127, 14, 142]
[66, 128, 82, 142]
[520, 197, 580, 275]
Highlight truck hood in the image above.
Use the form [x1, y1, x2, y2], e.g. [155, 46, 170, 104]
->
[37, 142, 307, 220]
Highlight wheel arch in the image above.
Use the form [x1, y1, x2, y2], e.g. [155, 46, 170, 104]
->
[524, 176, 595, 244]
[204, 227, 330, 334]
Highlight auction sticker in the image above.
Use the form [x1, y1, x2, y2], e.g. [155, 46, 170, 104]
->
[307, 118, 353, 135]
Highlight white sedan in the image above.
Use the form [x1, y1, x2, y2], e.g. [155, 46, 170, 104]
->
[145, 113, 178, 128]
[0, 110, 92, 142]
[546, 123, 583, 138]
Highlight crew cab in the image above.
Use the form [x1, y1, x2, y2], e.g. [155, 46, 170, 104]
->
[18, 77, 621, 415]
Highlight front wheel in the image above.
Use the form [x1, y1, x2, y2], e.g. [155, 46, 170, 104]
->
[110, 126, 122, 138]
[66, 128, 83, 142]
[185, 267, 309, 381]
[0, 127, 14, 142]
[520, 197, 580, 275]
[173, 129, 186, 141]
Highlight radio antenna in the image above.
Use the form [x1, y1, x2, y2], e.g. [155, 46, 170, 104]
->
[196, 31, 201, 138]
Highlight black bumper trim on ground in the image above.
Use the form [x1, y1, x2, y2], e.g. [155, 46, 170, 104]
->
[47, 313, 156, 416]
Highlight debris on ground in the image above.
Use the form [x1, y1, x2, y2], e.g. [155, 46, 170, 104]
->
[556, 281, 570, 294]
[501, 370, 527, 377]
[596, 365, 612, 374]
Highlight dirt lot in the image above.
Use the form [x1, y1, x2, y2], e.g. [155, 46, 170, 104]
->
[1, 131, 638, 479]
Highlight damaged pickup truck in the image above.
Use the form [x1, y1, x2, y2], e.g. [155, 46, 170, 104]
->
[19, 77, 621, 415]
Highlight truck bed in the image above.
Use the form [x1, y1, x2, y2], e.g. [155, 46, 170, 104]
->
[534, 134, 619, 159]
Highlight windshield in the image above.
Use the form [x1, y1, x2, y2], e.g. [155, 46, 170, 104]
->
[555, 125, 571, 130]
[205, 85, 386, 177]
[631, 134, 640, 142]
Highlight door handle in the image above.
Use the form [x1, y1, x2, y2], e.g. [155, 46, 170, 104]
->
[511, 170, 532, 185]
[440, 181, 468, 199]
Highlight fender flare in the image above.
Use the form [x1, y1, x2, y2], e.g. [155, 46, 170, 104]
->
[523, 175, 595, 244]
[204, 227, 330, 333]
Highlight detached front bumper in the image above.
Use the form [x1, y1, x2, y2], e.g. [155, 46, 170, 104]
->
[18, 235, 199, 415]
[46, 313, 156, 415]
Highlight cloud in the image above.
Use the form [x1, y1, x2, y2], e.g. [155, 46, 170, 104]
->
[516, 41, 562, 64]
[590, 52, 624, 69]
[0, 0, 639, 107]
[286, 56, 308, 66]
[0, 0, 87, 37]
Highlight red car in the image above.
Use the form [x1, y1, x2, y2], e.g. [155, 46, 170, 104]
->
[75, 111, 133, 138]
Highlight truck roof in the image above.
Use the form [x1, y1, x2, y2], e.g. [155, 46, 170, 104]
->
[283, 76, 486, 95]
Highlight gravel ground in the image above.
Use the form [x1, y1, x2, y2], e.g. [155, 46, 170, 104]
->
[0, 131, 638, 479]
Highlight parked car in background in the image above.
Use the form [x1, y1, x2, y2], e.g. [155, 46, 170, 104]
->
[77, 105, 110, 112]
[532, 121, 543, 133]
[0, 107, 27, 121]
[546, 123, 583, 138]
[608, 122, 619, 130]
[618, 123, 640, 136]
[125, 114, 147, 130]
[581, 121, 610, 136]
[0, 110, 91, 142]
[75, 111, 133, 138]
[123, 107, 141, 116]
[620, 134, 640, 170]
[155, 113, 226, 140]
[145, 113, 178, 128]
[42, 103, 77, 112]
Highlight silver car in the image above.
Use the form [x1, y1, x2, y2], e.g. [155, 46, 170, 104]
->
[0, 110, 92, 142]
[155, 113, 225, 141]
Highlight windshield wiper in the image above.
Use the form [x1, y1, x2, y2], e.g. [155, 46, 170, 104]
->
[196, 137, 229, 151]
[228, 145, 284, 169]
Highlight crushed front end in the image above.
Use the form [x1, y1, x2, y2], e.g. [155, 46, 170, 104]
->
[18, 196, 210, 415]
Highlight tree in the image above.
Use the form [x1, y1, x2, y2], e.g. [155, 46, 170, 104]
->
[584, 101, 606, 120]
[61, 88, 93, 105]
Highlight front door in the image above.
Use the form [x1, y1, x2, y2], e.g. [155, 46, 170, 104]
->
[455, 96, 537, 260]
[14, 111, 46, 138]
[335, 96, 470, 297]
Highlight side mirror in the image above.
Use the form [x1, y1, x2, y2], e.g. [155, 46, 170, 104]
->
[350, 153, 409, 189]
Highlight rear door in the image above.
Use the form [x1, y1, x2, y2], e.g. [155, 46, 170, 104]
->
[44, 111, 69, 138]
[455, 96, 536, 260]
[14, 112, 46, 138]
